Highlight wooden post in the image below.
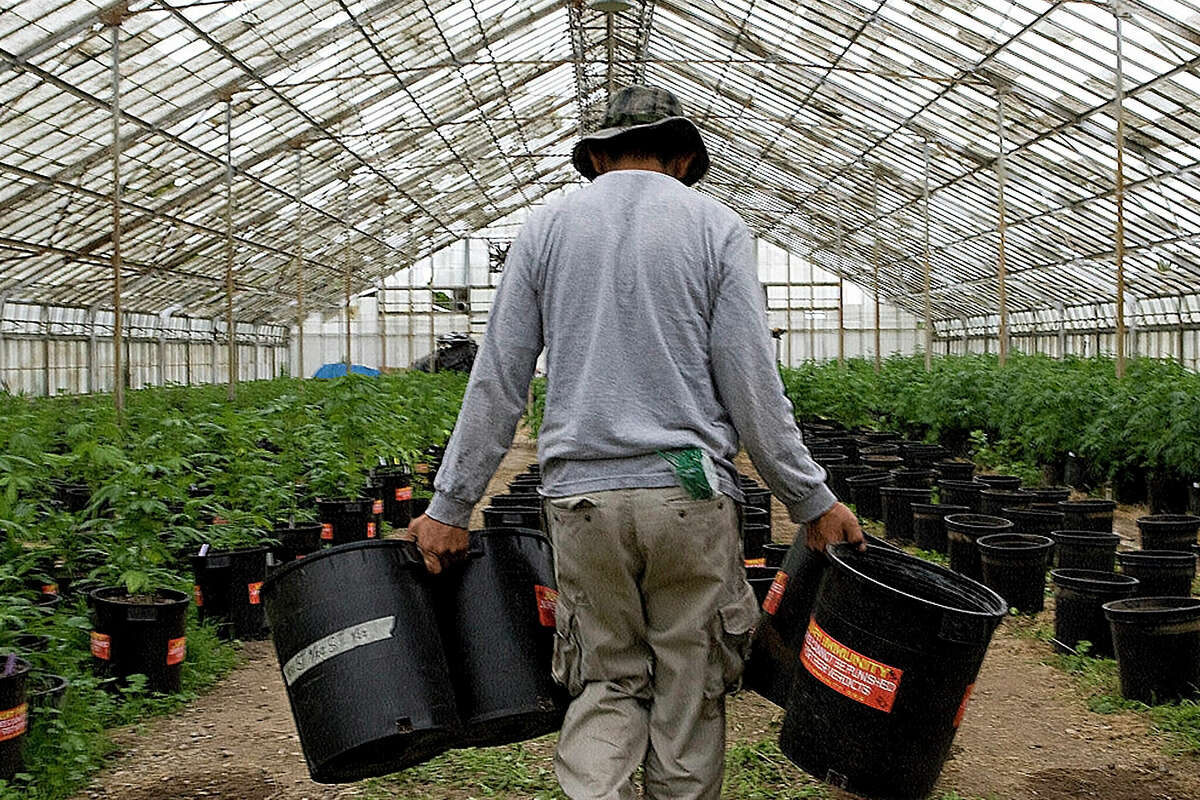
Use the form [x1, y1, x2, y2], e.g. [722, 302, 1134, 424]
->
[922, 140, 934, 371]
[293, 143, 305, 380]
[1113, 3, 1130, 379]
[103, 10, 125, 419]
[222, 94, 237, 400]
[994, 87, 1012, 366]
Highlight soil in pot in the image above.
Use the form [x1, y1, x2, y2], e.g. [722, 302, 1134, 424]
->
[1050, 530, 1121, 572]
[978, 533, 1054, 614]
[0, 655, 30, 781]
[1136, 514, 1200, 553]
[1104, 597, 1200, 704]
[89, 587, 189, 694]
[1117, 550, 1197, 598]
[946, 514, 1013, 582]
[1051, 569, 1138, 657]
[192, 547, 271, 641]
[779, 543, 1006, 800]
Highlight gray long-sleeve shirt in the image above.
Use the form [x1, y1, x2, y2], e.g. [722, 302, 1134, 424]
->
[427, 169, 836, 529]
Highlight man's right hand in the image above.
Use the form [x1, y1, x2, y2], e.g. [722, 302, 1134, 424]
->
[406, 514, 470, 574]
[805, 502, 865, 552]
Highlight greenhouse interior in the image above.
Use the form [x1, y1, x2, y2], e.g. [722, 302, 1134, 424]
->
[2, 1, 1200, 799]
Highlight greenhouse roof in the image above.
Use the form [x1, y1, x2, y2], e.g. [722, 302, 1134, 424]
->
[2, 0, 1199, 324]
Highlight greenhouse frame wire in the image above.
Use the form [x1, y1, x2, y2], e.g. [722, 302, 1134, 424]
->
[1, 0, 1199, 354]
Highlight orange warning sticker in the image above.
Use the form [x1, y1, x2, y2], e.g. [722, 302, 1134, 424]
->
[372, 499, 384, 515]
[800, 618, 902, 713]
[395, 486, 413, 501]
[535, 585, 558, 627]
[42, 583, 58, 595]
[744, 557, 766, 567]
[762, 571, 789, 615]
[167, 636, 187, 666]
[954, 682, 975, 728]
[415, 463, 429, 474]
[212, 516, 229, 525]
[90, 631, 111, 660]
[321, 522, 334, 541]
[247, 581, 263, 605]
[193, 584, 204, 607]
[367, 522, 377, 539]
[0, 704, 28, 742]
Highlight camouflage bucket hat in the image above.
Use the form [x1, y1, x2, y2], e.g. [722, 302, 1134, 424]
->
[571, 85, 710, 186]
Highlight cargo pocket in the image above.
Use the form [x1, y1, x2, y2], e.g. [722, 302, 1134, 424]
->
[705, 580, 760, 699]
[551, 598, 585, 698]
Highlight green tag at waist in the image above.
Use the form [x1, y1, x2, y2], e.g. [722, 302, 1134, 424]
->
[657, 447, 717, 500]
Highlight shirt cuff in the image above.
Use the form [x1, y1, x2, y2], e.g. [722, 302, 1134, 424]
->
[426, 493, 474, 530]
[785, 483, 838, 524]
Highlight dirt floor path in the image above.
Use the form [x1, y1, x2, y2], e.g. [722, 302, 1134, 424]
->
[75, 437, 1200, 800]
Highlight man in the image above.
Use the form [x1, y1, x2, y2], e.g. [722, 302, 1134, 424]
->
[409, 85, 863, 799]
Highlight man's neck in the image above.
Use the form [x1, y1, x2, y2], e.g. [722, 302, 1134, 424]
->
[605, 156, 671, 175]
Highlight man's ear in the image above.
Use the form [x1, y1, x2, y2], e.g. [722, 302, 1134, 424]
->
[670, 153, 696, 181]
[589, 149, 608, 177]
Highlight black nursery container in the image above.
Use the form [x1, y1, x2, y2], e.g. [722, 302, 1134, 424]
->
[826, 464, 876, 503]
[318, 498, 378, 546]
[482, 505, 543, 532]
[1104, 597, 1200, 704]
[1058, 499, 1117, 533]
[192, 547, 271, 640]
[436, 528, 567, 747]
[1136, 514, 1200, 553]
[847, 472, 892, 521]
[938, 480, 985, 513]
[934, 461, 976, 483]
[1000, 507, 1065, 536]
[375, 466, 415, 528]
[262, 540, 458, 783]
[1117, 550, 1197, 598]
[880, 486, 932, 542]
[979, 489, 1033, 518]
[0, 655, 30, 782]
[977, 533, 1054, 614]
[271, 522, 324, 566]
[976, 475, 1022, 491]
[912, 503, 971, 554]
[779, 544, 1006, 800]
[1050, 530, 1121, 572]
[946, 514, 1013, 582]
[743, 487, 774, 540]
[90, 588, 189, 693]
[1051, 569, 1138, 657]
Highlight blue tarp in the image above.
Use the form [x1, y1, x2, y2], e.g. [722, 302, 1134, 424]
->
[312, 363, 382, 379]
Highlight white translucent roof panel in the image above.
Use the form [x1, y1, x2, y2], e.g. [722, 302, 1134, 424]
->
[1, 0, 1198, 323]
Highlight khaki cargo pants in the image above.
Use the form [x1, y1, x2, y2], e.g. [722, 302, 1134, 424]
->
[545, 488, 760, 800]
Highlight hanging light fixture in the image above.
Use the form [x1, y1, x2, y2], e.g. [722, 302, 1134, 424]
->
[588, 0, 632, 11]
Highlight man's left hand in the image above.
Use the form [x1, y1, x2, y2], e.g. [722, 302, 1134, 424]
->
[406, 514, 470, 574]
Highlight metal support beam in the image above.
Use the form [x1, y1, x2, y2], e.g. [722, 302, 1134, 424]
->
[41, 305, 50, 396]
[293, 144, 306, 381]
[222, 95, 237, 400]
[921, 140, 934, 371]
[994, 88, 1012, 366]
[872, 169, 882, 372]
[1057, 302, 1067, 359]
[834, 197, 846, 366]
[606, 11, 616, 99]
[104, 12, 125, 419]
[1179, 295, 1187, 366]
[1113, 3, 1130, 378]
[86, 305, 97, 393]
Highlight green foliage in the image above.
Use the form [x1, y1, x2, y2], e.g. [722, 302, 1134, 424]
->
[366, 738, 566, 799]
[722, 738, 828, 798]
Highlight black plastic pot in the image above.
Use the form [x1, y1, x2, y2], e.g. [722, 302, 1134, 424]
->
[979, 489, 1033, 518]
[35, 592, 61, 612]
[900, 442, 947, 468]
[490, 492, 541, 509]
[978, 534, 1054, 614]
[436, 529, 567, 747]
[272, 522, 324, 566]
[14, 634, 49, 654]
[912, 503, 970, 554]
[946, 514, 1013, 582]
[934, 461, 975, 482]
[847, 472, 893, 521]
[1137, 514, 1200, 553]
[1050, 530, 1121, 572]
[863, 431, 901, 443]
[1104, 597, 1200, 704]
[1000, 507, 1065, 536]
[262, 540, 457, 782]
[779, 543, 1006, 800]
[746, 565, 778, 607]
[742, 506, 769, 534]
[27, 672, 68, 711]
[318, 498, 378, 546]
[1051, 569, 1138, 657]
[976, 475, 1022, 491]
[1058, 499, 1117, 533]
[1146, 472, 1190, 515]
[880, 486, 932, 543]
[375, 466, 415, 528]
[1117, 550, 1198, 598]
[738, 473, 761, 490]
[1115, 468, 1148, 505]
[812, 452, 849, 467]
[90, 587, 189, 693]
[0, 655, 30, 781]
[763, 543, 790, 569]
[1064, 452, 1090, 489]
[743, 487, 774, 539]
[891, 469, 937, 489]
[938, 480, 985, 513]
[412, 497, 430, 518]
[53, 481, 91, 513]
[192, 547, 270, 641]
[860, 444, 901, 457]
[743, 524, 770, 562]
[508, 476, 541, 493]
[482, 506, 543, 532]
[825, 464, 875, 503]
[1191, 481, 1200, 516]
[862, 455, 904, 471]
[1027, 486, 1072, 509]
